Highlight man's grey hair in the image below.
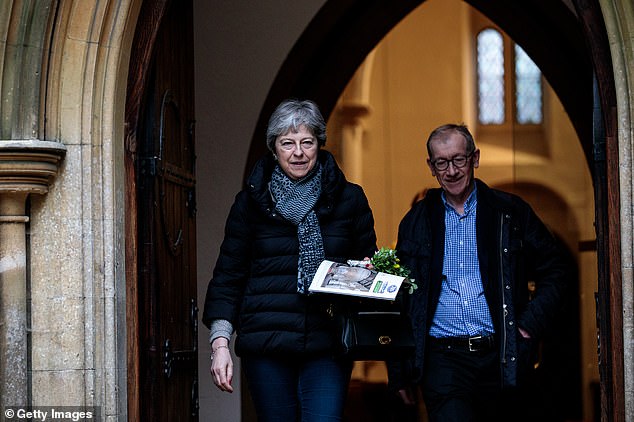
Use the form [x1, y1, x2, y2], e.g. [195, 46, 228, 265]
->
[426, 123, 476, 158]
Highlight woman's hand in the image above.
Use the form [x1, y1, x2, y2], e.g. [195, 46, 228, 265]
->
[346, 257, 374, 269]
[210, 339, 234, 393]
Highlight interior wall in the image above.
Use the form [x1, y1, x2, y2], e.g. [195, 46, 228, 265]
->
[340, 0, 470, 247]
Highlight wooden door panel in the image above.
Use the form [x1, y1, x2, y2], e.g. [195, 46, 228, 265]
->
[136, 0, 197, 420]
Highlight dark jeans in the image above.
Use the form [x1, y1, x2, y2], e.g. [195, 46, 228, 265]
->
[422, 340, 503, 422]
[242, 355, 352, 422]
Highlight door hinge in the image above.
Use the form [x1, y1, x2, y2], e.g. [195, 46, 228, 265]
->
[162, 300, 199, 378]
[140, 156, 159, 177]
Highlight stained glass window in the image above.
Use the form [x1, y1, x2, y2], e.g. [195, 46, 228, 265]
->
[514, 45, 542, 124]
[477, 29, 504, 124]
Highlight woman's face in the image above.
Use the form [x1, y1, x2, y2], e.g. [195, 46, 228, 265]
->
[274, 125, 319, 180]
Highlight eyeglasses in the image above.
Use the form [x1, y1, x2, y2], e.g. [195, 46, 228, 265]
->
[277, 139, 317, 152]
[431, 152, 473, 171]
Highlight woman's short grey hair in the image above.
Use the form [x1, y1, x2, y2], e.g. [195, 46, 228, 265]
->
[266, 99, 327, 152]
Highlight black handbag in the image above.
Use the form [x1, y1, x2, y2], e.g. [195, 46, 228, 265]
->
[335, 307, 415, 361]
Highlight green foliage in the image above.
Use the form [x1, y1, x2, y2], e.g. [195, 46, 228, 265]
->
[370, 247, 418, 294]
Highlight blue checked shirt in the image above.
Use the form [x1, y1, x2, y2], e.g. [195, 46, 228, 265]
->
[428, 187, 495, 338]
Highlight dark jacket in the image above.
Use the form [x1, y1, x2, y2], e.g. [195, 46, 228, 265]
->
[393, 179, 569, 388]
[202, 150, 377, 357]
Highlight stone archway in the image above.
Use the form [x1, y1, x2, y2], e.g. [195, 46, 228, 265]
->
[1, 1, 633, 420]
[36, 0, 143, 418]
[0, 0, 143, 418]
[594, 4, 634, 419]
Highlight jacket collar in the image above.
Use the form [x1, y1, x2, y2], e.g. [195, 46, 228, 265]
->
[246, 150, 346, 212]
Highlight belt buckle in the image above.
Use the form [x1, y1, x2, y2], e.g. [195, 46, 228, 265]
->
[468, 335, 482, 352]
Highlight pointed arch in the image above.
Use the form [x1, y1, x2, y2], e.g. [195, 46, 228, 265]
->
[249, 0, 592, 171]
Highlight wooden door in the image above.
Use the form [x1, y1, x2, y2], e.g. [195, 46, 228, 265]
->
[135, 0, 198, 420]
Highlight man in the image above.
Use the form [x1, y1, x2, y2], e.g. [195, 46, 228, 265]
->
[391, 124, 569, 421]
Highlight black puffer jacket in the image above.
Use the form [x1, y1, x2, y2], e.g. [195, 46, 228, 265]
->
[391, 179, 569, 389]
[202, 150, 377, 357]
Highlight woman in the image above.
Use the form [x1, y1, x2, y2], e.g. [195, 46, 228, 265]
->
[202, 99, 377, 421]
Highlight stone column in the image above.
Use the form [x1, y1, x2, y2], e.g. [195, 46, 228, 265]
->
[337, 51, 375, 186]
[339, 103, 370, 184]
[0, 192, 29, 407]
[0, 140, 65, 408]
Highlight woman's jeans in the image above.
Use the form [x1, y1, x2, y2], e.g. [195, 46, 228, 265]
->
[242, 355, 352, 422]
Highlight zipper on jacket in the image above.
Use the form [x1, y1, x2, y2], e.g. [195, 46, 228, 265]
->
[499, 213, 507, 364]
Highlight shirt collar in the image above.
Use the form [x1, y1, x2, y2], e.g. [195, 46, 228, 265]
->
[441, 184, 478, 215]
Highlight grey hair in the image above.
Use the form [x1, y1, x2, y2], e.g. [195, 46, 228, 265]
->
[426, 123, 476, 158]
[266, 99, 327, 152]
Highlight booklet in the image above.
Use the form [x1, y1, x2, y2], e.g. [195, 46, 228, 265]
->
[308, 260, 407, 300]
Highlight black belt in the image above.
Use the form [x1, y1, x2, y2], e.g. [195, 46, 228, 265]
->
[428, 335, 495, 352]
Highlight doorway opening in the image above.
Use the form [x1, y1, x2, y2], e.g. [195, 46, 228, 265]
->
[249, 0, 620, 420]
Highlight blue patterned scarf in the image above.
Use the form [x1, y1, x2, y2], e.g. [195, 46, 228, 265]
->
[270, 164, 324, 293]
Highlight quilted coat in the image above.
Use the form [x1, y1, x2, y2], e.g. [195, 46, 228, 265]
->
[202, 150, 377, 357]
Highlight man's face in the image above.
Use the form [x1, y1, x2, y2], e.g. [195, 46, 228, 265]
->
[427, 132, 480, 207]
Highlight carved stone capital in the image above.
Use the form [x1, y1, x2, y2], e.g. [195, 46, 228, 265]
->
[0, 140, 66, 195]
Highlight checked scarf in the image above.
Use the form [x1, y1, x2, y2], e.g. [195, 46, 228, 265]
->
[270, 163, 324, 294]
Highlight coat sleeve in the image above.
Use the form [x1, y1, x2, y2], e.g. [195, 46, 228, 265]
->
[349, 184, 378, 258]
[386, 207, 421, 391]
[516, 204, 571, 338]
[202, 192, 252, 329]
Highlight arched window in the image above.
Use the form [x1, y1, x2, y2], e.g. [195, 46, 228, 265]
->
[514, 44, 542, 124]
[477, 29, 504, 124]
[476, 27, 543, 126]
